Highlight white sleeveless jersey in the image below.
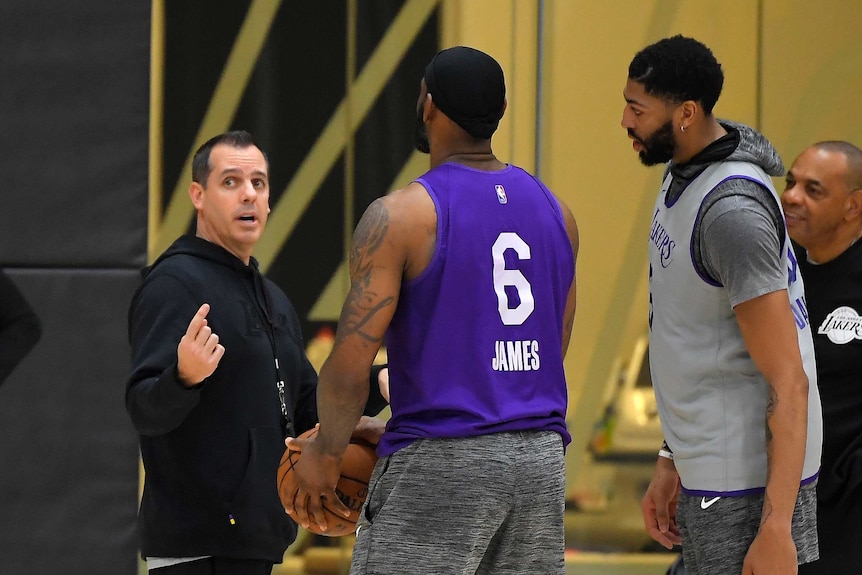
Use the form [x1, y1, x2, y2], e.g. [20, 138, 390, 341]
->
[648, 161, 822, 495]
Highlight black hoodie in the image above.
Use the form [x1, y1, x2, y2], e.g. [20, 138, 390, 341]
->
[126, 235, 324, 561]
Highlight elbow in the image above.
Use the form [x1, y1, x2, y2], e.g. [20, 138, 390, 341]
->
[793, 366, 810, 398]
[770, 367, 810, 411]
[125, 384, 188, 437]
[126, 407, 181, 437]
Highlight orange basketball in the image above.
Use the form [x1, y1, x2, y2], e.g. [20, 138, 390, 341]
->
[277, 427, 378, 537]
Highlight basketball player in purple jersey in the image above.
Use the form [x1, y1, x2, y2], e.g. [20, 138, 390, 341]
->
[284, 46, 579, 574]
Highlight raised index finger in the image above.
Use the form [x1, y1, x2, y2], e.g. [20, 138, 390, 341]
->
[186, 303, 211, 337]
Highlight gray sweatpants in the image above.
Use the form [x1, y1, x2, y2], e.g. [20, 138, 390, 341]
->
[349, 431, 565, 575]
[677, 481, 819, 575]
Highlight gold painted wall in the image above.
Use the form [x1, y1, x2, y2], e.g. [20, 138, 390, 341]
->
[439, 0, 862, 483]
[761, 0, 862, 162]
[440, 0, 540, 172]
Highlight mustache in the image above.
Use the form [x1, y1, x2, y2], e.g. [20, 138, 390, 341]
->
[627, 129, 644, 144]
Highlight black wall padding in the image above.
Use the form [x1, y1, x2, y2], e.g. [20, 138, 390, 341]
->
[0, 1, 149, 573]
[0, 269, 141, 574]
[0, 1, 150, 268]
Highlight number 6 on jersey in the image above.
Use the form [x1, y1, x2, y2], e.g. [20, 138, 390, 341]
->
[492, 232, 535, 326]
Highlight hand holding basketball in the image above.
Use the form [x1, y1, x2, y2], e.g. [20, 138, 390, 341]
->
[279, 427, 378, 536]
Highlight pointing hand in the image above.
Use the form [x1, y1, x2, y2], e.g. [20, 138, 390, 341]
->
[177, 303, 225, 387]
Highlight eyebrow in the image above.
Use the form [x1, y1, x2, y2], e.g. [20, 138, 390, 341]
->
[623, 92, 644, 106]
[218, 167, 268, 179]
[787, 170, 822, 187]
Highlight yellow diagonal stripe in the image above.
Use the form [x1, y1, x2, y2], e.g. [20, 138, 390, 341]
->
[152, 0, 283, 260]
[256, 0, 440, 272]
[148, 0, 165, 260]
[308, 149, 429, 321]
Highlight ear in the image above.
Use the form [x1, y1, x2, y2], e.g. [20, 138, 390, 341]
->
[500, 98, 508, 120]
[423, 92, 434, 122]
[678, 100, 698, 131]
[845, 188, 862, 220]
[189, 181, 205, 210]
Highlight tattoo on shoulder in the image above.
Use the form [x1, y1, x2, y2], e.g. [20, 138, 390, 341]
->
[352, 200, 388, 257]
[336, 200, 394, 346]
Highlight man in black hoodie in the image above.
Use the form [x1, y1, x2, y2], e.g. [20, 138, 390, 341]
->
[126, 131, 387, 574]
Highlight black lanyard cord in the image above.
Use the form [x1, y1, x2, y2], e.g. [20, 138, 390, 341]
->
[246, 266, 295, 437]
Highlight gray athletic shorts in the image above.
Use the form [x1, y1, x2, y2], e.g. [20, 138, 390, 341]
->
[677, 481, 819, 575]
[349, 431, 565, 575]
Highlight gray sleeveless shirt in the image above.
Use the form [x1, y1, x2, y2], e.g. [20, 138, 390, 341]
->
[648, 160, 822, 495]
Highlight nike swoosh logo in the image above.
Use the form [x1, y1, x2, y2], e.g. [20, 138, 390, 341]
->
[700, 496, 721, 509]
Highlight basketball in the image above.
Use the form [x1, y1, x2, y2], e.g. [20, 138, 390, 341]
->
[278, 427, 378, 537]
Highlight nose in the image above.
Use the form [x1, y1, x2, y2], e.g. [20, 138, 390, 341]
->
[781, 182, 801, 206]
[240, 180, 258, 202]
[621, 107, 634, 130]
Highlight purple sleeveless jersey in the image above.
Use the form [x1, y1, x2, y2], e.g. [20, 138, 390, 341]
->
[377, 162, 574, 456]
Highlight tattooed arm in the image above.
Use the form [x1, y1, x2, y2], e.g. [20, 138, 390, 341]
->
[284, 183, 436, 532]
[734, 290, 809, 575]
[313, 195, 402, 452]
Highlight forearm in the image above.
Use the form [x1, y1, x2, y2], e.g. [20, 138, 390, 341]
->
[762, 373, 809, 526]
[315, 352, 371, 456]
[732, 291, 811, 527]
[126, 362, 201, 435]
[126, 276, 204, 435]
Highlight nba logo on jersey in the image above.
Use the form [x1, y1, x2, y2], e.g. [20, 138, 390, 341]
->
[495, 184, 507, 204]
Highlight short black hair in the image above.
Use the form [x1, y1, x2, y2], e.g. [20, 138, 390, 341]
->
[191, 130, 266, 187]
[628, 35, 724, 114]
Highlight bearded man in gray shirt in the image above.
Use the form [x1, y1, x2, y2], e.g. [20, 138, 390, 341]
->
[622, 35, 822, 575]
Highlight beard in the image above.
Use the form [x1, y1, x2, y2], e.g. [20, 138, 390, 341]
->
[413, 105, 430, 154]
[632, 120, 676, 166]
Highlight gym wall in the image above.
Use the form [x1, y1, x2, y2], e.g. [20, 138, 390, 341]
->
[0, 1, 149, 574]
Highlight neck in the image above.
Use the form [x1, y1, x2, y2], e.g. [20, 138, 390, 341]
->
[674, 117, 727, 165]
[431, 149, 501, 170]
[447, 150, 496, 162]
[805, 226, 862, 264]
[195, 228, 252, 266]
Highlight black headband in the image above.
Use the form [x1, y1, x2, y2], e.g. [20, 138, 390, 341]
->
[424, 46, 505, 139]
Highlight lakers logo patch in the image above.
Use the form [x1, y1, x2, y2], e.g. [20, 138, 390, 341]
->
[818, 306, 862, 344]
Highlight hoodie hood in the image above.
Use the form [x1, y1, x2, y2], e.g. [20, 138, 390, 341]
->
[666, 120, 784, 203]
[721, 120, 784, 176]
[142, 235, 257, 280]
